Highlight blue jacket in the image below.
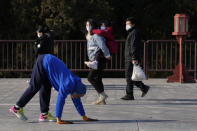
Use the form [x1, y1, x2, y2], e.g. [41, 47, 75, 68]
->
[42, 54, 86, 118]
[87, 34, 111, 61]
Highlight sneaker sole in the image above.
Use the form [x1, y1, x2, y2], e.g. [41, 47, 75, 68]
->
[120, 96, 135, 100]
[38, 119, 56, 122]
[92, 100, 106, 105]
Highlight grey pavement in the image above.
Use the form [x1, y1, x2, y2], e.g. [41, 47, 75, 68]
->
[0, 78, 197, 131]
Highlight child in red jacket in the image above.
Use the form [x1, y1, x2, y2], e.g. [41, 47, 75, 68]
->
[85, 20, 117, 69]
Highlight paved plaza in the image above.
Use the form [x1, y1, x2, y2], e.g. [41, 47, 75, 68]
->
[0, 78, 197, 131]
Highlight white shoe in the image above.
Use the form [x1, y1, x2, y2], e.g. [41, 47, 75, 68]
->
[92, 99, 106, 105]
[84, 61, 98, 69]
[91, 92, 108, 105]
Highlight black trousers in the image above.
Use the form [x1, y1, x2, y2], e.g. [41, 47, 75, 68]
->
[88, 51, 106, 93]
[16, 55, 52, 113]
[125, 60, 145, 95]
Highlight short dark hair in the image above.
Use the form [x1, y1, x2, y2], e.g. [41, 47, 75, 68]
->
[126, 17, 136, 24]
[37, 25, 45, 33]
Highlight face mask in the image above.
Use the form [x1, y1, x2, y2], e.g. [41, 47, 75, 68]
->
[37, 34, 41, 38]
[126, 25, 132, 31]
[86, 26, 92, 32]
[100, 26, 106, 30]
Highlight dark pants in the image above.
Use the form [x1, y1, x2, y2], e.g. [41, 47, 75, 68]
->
[88, 51, 106, 93]
[16, 55, 52, 113]
[125, 60, 145, 96]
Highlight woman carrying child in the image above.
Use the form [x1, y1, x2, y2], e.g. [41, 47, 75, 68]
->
[85, 19, 111, 105]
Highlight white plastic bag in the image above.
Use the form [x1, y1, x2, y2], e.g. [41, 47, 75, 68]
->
[131, 64, 146, 81]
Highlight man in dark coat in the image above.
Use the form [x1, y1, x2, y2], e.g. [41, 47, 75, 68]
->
[34, 25, 54, 58]
[121, 17, 150, 100]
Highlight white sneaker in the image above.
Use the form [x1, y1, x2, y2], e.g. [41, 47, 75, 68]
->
[84, 61, 98, 70]
[91, 92, 108, 105]
[92, 99, 106, 105]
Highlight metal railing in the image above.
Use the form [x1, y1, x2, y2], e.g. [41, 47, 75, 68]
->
[144, 40, 197, 79]
[0, 40, 34, 72]
[0, 40, 126, 72]
[0, 40, 196, 78]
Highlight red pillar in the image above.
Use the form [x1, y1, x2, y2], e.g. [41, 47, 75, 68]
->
[179, 36, 183, 83]
[167, 36, 195, 83]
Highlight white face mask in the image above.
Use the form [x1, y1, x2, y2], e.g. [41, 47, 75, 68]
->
[100, 26, 106, 30]
[86, 26, 92, 32]
[37, 34, 41, 38]
[126, 25, 132, 31]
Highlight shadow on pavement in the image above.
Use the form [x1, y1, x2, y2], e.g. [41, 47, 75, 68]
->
[27, 119, 176, 124]
[96, 120, 176, 124]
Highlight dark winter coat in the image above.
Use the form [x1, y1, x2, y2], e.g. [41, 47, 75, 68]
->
[34, 34, 53, 58]
[125, 26, 142, 62]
